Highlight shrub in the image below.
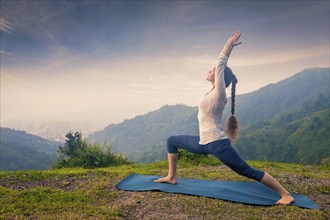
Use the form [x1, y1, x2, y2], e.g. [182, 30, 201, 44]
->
[52, 132, 130, 168]
[178, 149, 221, 166]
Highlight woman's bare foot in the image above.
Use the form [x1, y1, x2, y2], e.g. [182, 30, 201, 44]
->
[154, 176, 177, 184]
[276, 194, 295, 205]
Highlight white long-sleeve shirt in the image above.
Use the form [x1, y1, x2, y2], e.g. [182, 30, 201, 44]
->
[198, 52, 228, 145]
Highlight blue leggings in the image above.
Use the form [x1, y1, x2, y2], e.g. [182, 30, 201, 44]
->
[167, 135, 265, 182]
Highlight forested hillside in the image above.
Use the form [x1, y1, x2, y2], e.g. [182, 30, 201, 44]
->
[88, 67, 329, 164]
[88, 104, 199, 153]
[0, 128, 61, 171]
[223, 67, 329, 128]
[235, 95, 330, 164]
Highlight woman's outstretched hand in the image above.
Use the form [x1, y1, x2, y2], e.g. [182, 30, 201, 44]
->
[227, 30, 242, 47]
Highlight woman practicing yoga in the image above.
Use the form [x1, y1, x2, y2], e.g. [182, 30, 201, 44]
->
[154, 30, 294, 205]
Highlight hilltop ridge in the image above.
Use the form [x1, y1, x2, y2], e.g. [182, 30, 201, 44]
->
[0, 160, 329, 219]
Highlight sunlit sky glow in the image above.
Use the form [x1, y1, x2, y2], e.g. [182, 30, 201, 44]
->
[1, 0, 329, 128]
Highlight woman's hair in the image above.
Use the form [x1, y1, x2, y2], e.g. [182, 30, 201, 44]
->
[224, 67, 239, 142]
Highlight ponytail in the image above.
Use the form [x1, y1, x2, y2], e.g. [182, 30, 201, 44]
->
[226, 74, 239, 143]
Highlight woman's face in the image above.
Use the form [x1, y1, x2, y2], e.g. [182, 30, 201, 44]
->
[207, 67, 216, 83]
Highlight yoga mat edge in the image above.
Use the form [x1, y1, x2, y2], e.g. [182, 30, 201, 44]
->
[116, 173, 321, 209]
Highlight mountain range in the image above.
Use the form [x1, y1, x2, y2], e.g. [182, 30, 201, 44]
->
[235, 95, 329, 164]
[88, 104, 199, 153]
[0, 127, 61, 171]
[1, 67, 329, 170]
[223, 67, 329, 128]
[1, 121, 100, 142]
[88, 67, 330, 164]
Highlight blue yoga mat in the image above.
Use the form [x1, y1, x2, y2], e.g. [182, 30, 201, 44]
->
[116, 173, 320, 209]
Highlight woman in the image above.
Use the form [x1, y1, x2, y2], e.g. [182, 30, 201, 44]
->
[154, 31, 294, 205]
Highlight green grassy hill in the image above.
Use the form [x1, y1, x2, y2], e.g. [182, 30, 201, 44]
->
[236, 107, 330, 164]
[1, 160, 329, 219]
[229, 67, 329, 129]
[0, 128, 61, 171]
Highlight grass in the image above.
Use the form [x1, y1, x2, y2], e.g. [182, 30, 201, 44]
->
[0, 160, 329, 219]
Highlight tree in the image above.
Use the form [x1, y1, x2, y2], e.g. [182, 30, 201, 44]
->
[58, 132, 87, 158]
[53, 132, 130, 168]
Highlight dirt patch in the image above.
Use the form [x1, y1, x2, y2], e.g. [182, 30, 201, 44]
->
[275, 172, 330, 210]
[112, 190, 194, 219]
[0, 173, 95, 191]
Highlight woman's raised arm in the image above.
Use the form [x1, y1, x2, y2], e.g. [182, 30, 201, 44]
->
[221, 30, 242, 57]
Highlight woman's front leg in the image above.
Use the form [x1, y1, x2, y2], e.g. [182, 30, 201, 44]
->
[154, 153, 178, 184]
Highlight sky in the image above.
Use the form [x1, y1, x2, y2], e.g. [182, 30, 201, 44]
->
[1, 0, 329, 129]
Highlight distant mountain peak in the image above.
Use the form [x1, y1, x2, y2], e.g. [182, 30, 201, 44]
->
[88, 67, 329, 165]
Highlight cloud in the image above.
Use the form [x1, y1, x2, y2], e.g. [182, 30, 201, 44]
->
[181, 55, 215, 70]
[0, 50, 18, 57]
[230, 45, 329, 67]
[0, 18, 15, 33]
[0, 52, 209, 125]
[1, 1, 74, 34]
[1, 1, 77, 58]
[1, 1, 329, 126]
